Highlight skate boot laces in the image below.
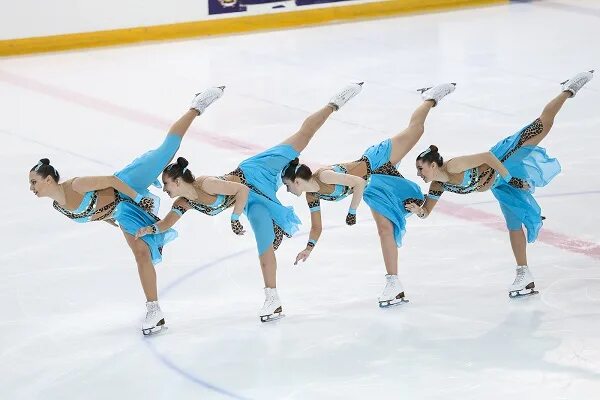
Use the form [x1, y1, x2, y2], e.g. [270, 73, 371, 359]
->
[512, 267, 527, 286]
[145, 302, 160, 321]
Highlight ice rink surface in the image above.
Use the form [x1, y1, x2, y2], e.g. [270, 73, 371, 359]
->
[1, 1, 600, 398]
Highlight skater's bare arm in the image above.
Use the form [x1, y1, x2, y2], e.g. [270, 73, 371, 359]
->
[446, 153, 510, 178]
[135, 198, 188, 238]
[448, 152, 529, 189]
[405, 182, 442, 218]
[308, 209, 323, 243]
[318, 170, 366, 212]
[201, 177, 250, 218]
[202, 178, 249, 235]
[72, 176, 140, 200]
[295, 193, 323, 265]
[482, 152, 529, 189]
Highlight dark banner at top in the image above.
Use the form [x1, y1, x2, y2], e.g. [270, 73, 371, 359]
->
[209, 0, 354, 15]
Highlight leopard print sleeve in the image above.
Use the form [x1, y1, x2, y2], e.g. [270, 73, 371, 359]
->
[137, 197, 157, 214]
[306, 192, 321, 213]
[171, 197, 191, 216]
[427, 181, 445, 201]
[508, 177, 527, 189]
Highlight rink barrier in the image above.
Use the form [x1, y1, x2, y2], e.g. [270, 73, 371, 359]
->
[0, 0, 507, 56]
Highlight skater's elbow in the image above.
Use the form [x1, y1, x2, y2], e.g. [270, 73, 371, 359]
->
[310, 224, 322, 235]
[238, 184, 250, 195]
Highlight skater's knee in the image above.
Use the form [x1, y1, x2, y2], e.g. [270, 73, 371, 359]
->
[152, 134, 182, 163]
[258, 247, 276, 269]
[522, 117, 547, 141]
[163, 133, 183, 150]
[505, 217, 523, 232]
[508, 227, 525, 242]
[376, 221, 394, 238]
[134, 251, 151, 266]
[537, 115, 553, 133]
[500, 204, 522, 232]
[131, 242, 151, 264]
[167, 130, 185, 139]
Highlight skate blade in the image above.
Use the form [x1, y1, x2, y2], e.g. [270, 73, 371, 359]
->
[379, 291, 409, 308]
[509, 289, 539, 299]
[142, 318, 167, 336]
[378, 298, 409, 308]
[260, 313, 285, 323]
[417, 86, 432, 94]
[142, 325, 168, 336]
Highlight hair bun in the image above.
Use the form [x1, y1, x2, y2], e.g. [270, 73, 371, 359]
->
[176, 157, 189, 169]
[429, 145, 438, 153]
[39, 158, 50, 165]
[289, 158, 300, 167]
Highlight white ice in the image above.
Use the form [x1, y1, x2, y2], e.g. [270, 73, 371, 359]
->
[1, 1, 600, 399]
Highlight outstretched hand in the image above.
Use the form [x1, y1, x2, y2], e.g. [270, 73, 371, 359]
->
[294, 249, 312, 266]
[135, 226, 153, 239]
[231, 220, 246, 235]
[405, 202, 421, 214]
[346, 212, 356, 225]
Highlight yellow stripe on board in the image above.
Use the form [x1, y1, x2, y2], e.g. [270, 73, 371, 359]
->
[0, 0, 508, 56]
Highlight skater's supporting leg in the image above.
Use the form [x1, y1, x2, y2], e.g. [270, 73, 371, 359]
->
[372, 211, 409, 307]
[247, 203, 277, 274]
[509, 229, 528, 267]
[259, 246, 277, 289]
[372, 210, 398, 275]
[123, 231, 166, 334]
[123, 230, 157, 301]
[246, 203, 284, 320]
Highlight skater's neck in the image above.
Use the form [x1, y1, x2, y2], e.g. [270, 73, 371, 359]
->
[433, 164, 451, 183]
[182, 182, 199, 201]
[307, 178, 321, 193]
[49, 182, 67, 205]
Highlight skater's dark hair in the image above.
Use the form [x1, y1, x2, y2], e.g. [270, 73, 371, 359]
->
[282, 158, 312, 181]
[163, 157, 195, 183]
[416, 145, 443, 167]
[30, 158, 60, 183]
